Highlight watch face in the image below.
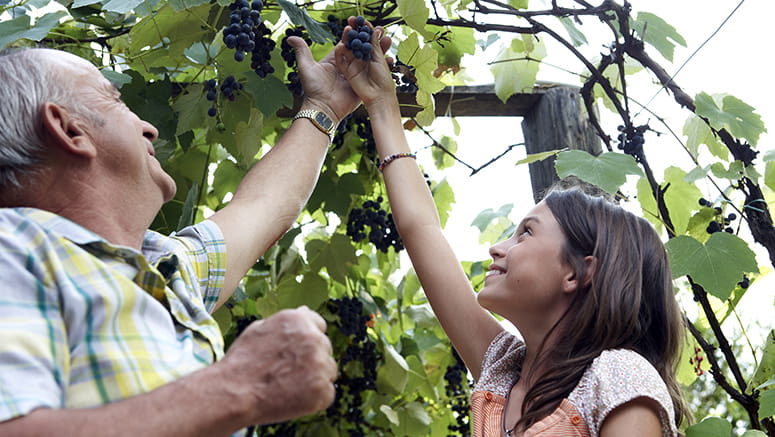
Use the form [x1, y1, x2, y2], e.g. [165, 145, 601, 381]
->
[314, 111, 334, 131]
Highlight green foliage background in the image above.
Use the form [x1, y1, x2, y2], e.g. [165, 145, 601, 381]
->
[2, 0, 773, 435]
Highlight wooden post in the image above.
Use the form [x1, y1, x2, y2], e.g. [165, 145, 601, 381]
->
[521, 86, 602, 202]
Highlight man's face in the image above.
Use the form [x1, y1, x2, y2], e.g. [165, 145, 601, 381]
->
[48, 51, 177, 208]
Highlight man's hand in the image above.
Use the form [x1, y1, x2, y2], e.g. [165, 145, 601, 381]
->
[287, 31, 392, 123]
[217, 306, 337, 425]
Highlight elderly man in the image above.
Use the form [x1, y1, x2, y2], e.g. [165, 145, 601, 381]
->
[0, 31, 388, 436]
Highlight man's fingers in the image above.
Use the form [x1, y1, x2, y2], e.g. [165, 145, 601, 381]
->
[287, 35, 314, 72]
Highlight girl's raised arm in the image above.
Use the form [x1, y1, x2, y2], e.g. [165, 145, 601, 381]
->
[335, 19, 503, 379]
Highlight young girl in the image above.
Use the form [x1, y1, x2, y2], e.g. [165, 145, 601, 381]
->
[335, 19, 690, 437]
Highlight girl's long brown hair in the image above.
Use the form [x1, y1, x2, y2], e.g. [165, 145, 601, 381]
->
[515, 186, 691, 431]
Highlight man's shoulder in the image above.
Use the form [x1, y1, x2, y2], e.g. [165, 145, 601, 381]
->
[1, 207, 104, 246]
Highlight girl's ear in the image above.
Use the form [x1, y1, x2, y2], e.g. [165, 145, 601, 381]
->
[562, 256, 598, 294]
[40, 102, 97, 158]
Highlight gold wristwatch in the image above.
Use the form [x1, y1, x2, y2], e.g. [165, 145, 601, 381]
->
[293, 109, 337, 144]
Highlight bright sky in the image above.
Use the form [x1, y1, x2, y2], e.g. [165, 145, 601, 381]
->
[407, 0, 773, 344]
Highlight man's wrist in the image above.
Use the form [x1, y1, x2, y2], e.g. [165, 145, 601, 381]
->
[293, 108, 338, 144]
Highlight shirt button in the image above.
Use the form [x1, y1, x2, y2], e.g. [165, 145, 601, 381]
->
[571, 415, 582, 425]
[484, 391, 493, 401]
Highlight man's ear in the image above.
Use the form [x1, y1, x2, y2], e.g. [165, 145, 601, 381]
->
[40, 102, 96, 158]
[562, 255, 598, 294]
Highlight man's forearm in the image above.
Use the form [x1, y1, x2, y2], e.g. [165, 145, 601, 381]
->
[0, 364, 249, 437]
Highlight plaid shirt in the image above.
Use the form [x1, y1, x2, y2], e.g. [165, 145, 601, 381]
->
[0, 208, 227, 422]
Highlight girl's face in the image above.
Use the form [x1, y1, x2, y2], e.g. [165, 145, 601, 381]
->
[477, 202, 578, 335]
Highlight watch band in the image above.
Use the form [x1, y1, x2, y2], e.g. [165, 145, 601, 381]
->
[293, 109, 337, 144]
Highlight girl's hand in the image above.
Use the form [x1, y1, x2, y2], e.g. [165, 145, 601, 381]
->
[335, 18, 396, 109]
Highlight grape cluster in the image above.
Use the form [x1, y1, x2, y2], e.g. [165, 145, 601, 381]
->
[254, 421, 297, 436]
[344, 16, 373, 61]
[280, 27, 311, 96]
[616, 124, 648, 162]
[223, 0, 263, 62]
[699, 198, 737, 234]
[346, 196, 404, 253]
[330, 115, 377, 160]
[444, 348, 471, 436]
[325, 297, 380, 437]
[738, 274, 750, 289]
[203, 75, 243, 117]
[325, 14, 346, 43]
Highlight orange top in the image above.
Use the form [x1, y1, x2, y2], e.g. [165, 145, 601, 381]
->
[470, 331, 677, 437]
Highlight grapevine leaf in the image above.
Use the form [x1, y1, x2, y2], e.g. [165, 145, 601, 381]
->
[507, 0, 528, 8]
[684, 164, 711, 183]
[665, 233, 759, 301]
[176, 181, 198, 230]
[742, 431, 768, 437]
[232, 107, 264, 165]
[710, 161, 744, 181]
[0, 11, 67, 50]
[277, 0, 333, 44]
[397, 32, 445, 95]
[695, 92, 766, 146]
[394, 401, 432, 435]
[377, 343, 410, 394]
[764, 153, 775, 199]
[432, 135, 457, 170]
[479, 216, 515, 246]
[212, 159, 245, 202]
[100, 69, 133, 87]
[685, 417, 732, 437]
[477, 33, 500, 51]
[632, 12, 686, 62]
[558, 16, 587, 47]
[103, 0, 143, 13]
[555, 150, 644, 195]
[431, 179, 455, 228]
[276, 273, 329, 311]
[760, 389, 775, 419]
[516, 149, 563, 165]
[662, 166, 702, 235]
[589, 56, 642, 113]
[751, 330, 775, 392]
[471, 204, 514, 232]
[414, 89, 436, 127]
[306, 234, 357, 284]
[121, 71, 177, 144]
[683, 114, 727, 160]
[636, 176, 662, 232]
[243, 74, 292, 119]
[168, 0, 209, 12]
[172, 83, 210, 136]
[429, 25, 476, 68]
[379, 405, 400, 425]
[397, 0, 429, 36]
[490, 35, 544, 103]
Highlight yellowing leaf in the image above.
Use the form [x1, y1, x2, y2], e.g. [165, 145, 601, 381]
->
[397, 0, 430, 35]
[490, 36, 544, 103]
[682, 114, 727, 160]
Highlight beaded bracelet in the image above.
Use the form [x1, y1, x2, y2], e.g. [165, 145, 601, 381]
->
[378, 152, 416, 172]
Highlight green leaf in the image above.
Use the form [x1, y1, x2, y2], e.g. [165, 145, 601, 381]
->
[507, 0, 527, 8]
[683, 114, 727, 160]
[490, 35, 544, 103]
[121, 71, 177, 144]
[431, 26, 476, 68]
[397, 0, 429, 35]
[431, 179, 455, 228]
[177, 182, 198, 230]
[129, 4, 214, 62]
[243, 74, 293, 119]
[631, 12, 686, 62]
[665, 233, 759, 300]
[397, 32, 446, 95]
[100, 69, 133, 87]
[377, 342, 409, 394]
[742, 431, 768, 437]
[232, 107, 264, 165]
[432, 136, 457, 170]
[759, 388, 775, 419]
[379, 405, 400, 426]
[306, 233, 357, 284]
[169, 0, 209, 12]
[172, 83, 211, 136]
[516, 149, 563, 165]
[555, 150, 644, 195]
[685, 417, 732, 437]
[471, 204, 513, 232]
[636, 176, 661, 231]
[414, 89, 436, 127]
[695, 92, 766, 146]
[0, 11, 67, 50]
[662, 166, 702, 235]
[751, 330, 775, 391]
[276, 273, 329, 311]
[103, 0, 143, 13]
[277, 0, 333, 44]
[211, 159, 244, 202]
[558, 16, 587, 47]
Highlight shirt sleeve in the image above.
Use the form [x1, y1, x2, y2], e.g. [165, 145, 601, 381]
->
[0, 215, 68, 423]
[171, 220, 227, 313]
[571, 349, 678, 437]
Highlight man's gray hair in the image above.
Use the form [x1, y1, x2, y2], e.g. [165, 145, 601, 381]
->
[0, 48, 100, 188]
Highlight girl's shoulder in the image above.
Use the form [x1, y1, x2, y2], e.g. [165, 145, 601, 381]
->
[473, 330, 525, 397]
[568, 349, 677, 437]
